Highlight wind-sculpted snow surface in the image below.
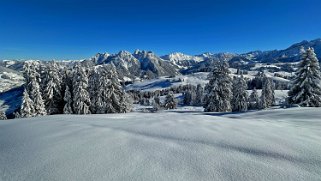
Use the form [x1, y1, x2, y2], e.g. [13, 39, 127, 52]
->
[0, 108, 321, 180]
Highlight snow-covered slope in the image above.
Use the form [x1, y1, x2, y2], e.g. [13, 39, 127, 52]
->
[126, 72, 209, 92]
[0, 86, 23, 117]
[0, 108, 320, 180]
[161, 52, 205, 68]
[0, 66, 24, 93]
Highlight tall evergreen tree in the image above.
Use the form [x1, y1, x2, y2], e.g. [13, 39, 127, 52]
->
[288, 47, 321, 107]
[23, 61, 41, 93]
[20, 90, 34, 118]
[63, 85, 73, 114]
[72, 64, 91, 114]
[42, 61, 62, 114]
[23, 61, 46, 116]
[152, 95, 161, 111]
[164, 91, 177, 110]
[232, 76, 248, 112]
[249, 88, 260, 109]
[194, 84, 203, 106]
[183, 88, 196, 106]
[104, 65, 132, 113]
[203, 61, 232, 112]
[88, 67, 99, 113]
[260, 76, 275, 109]
[30, 79, 47, 116]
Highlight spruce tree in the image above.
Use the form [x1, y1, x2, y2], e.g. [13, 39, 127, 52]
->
[42, 61, 62, 114]
[164, 91, 177, 110]
[203, 61, 232, 112]
[288, 47, 321, 107]
[249, 88, 259, 109]
[260, 76, 275, 109]
[20, 90, 34, 118]
[232, 76, 248, 112]
[105, 65, 132, 113]
[183, 89, 195, 106]
[23, 61, 46, 116]
[194, 84, 203, 106]
[63, 85, 73, 114]
[152, 95, 161, 111]
[88, 67, 99, 113]
[0, 110, 7, 120]
[87, 65, 131, 114]
[14, 111, 21, 119]
[29, 78, 47, 116]
[72, 64, 91, 114]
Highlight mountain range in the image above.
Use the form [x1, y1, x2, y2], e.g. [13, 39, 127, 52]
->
[89, 38, 321, 78]
[1, 38, 321, 82]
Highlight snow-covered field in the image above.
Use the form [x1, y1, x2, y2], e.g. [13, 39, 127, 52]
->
[126, 72, 209, 92]
[1, 108, 320, 181]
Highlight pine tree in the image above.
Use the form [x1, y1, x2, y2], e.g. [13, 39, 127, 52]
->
[0, 110, 7, 120]
[105, 65, 132, 113]
[183, 89, 195, 106]
[20, 90, 34, 118]
[14, 111, 21, 119]
[203, 61, 232, 112]
[63, 85, 73, 114]
[29, 78, 47, 116]
[288, 47, 321, 107]
[23, 61, 46, 116]
[72, 64, 91, 114]
[249, 88, 259, 109]
[260, 76, 275, 109]
[152, 95, 161, 111]
[232, 76, 248, 112]
[194, 84, 203, 106]
[85, 64, 132, 114]
[88, 67, 99, 113]
[164, 91, 177, 110]
[42, 61, 62, 114]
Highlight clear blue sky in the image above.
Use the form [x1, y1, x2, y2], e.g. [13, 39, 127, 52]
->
[1, 0, 321, 60]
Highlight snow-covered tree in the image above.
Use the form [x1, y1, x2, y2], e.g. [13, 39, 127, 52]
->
[88, 67, 99, 113]
[0, 110, 7, 120]
[94, 65, 131, 114]
[72, 64, 91, 114]
[23, 61, 40, 92]
[20, 90, 34, 118]
[164, 91, 177, 110]
[29, 79, 47, 116]
[42, 61, 62, 114]
[152, 95, 161, 111]
[288, 47, 321, 107]
[194, 84, 203, 106]
[203, 61, 232, 112]
[63, 85, 73, 114]
[260, 76, 275, 109]
[183, 88, 195, 106]
[106, 65, 132, 113]
[249, 88, 260, 109]
[232, 76, 248, 112]
[13, 111, 21, 119]
[23, 61, 46, 116]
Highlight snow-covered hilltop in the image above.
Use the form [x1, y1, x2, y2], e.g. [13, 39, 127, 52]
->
[1, 108, 321, 180]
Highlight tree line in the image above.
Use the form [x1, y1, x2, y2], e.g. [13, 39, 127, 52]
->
[15, 62, 131, 118]
[1, 47, 320, 120]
